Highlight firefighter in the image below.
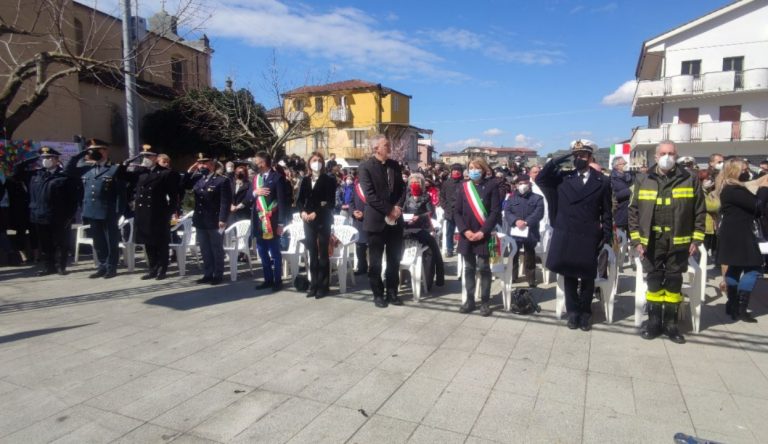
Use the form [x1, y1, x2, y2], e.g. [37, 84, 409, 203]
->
[628, 141, 706, 344]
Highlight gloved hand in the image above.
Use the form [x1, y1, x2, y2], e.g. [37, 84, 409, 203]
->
[122, 155, 141, 166]
[20, 155, 40, 165]
[553, 153, 572, 166]
[73, 149, 89, 159]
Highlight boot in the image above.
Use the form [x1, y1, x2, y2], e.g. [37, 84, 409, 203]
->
[459, 300, 477, 314]
[725, 285, 738, 319]
[387, 290, 403, 306]
[641, 302, 663, 340]
[663, 303, 686, 344]
[737, 291, 758, 323]
[524, 268, 537, 288]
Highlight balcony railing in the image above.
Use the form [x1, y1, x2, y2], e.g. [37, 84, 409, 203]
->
[330, 106, 351, 122]
[287, 110, 307, 123]
[634, 67, 768, 103]
[631, 119, 768, 146]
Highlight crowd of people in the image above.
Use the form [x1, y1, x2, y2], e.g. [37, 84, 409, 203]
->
[1, 136, 767, 344]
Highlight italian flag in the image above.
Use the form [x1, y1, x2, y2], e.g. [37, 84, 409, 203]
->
[610, 143, 631, 155]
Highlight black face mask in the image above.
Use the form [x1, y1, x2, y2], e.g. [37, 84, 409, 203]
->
[739, 172, 751, 182]
[198, 167, 210, 176]
[574, 158, 589, 171]
[88, 150, 103, 161]
[235, 172, 246, 180]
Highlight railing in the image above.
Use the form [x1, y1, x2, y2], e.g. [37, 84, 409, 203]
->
[634, 67, 768, 101]
[287, 110, 307, 123]
[329, 106, 351, 122]
[631, 119, 768, 146]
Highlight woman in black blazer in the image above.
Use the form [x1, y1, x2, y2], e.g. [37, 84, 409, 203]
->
[716, 159, 768, 322]
[228, 165, 254, 225]
[296, 152, 337, 298]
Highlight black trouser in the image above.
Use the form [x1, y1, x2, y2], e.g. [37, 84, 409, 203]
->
[412, 230, 444, 288]
[563, 276, 594, 315]
[36, 222, 71, 272]
[304, 222, 331, 292]
[367, 224, 404, 298]
[355, 242, 368, 273]
[86, 216, 120, 273]
[463, 254, 491, 304]
[512, 240, 537, 286]
[145, 242, 170, 273]
[643, 233, 688, 304]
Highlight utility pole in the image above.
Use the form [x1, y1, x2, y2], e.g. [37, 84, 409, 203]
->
[121, 0, 139, 157]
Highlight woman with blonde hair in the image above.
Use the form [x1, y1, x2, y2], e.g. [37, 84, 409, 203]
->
[715, 158, 768, 322]
[404, 173, 444, 289]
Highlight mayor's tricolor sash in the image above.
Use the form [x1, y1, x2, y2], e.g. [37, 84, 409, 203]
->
[355, 182, 367, 203]
[254, 174, 275, 239]
[463, 181, 498, 260]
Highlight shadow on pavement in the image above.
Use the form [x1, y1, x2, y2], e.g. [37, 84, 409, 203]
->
[0, 323, 96, 344]
[144, 284, 256, 310]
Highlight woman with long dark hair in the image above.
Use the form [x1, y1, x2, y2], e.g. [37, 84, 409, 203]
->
[296, 152, 337, 298]
[715, 158, 768, 322]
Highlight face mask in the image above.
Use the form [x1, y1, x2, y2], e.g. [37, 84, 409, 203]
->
[42, 158, 56, 169]
[226, 166, 234, 174]
[310, 161, 322, 172]
[714, 162, 723, 171]
[141, 157, 154, 168]
[739, 172, 751, 182]
[89, 150, 103, 161]
[468, 169, 482, 181]
[235, 172, 246, 180]
[517, 184, 530, 195]
[402, 175, 408, 181]
[702, 179, 714, 190]
[410, 183, 422, 196]
[198, 167, 210, 176]
[345, 179, 353, 186]
[451, 171, 461, 180]
[658, 154, 676, 171]
[574, 158, 589, 171]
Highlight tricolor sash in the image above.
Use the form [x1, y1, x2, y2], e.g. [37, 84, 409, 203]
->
[463, 181, 497, 260]
[355, 182, 367, 203]
[254, 174, 275, 239]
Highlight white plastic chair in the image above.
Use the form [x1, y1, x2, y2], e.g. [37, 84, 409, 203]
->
[534, 225, 553, 284]
[460, 232, 518, 308]
[169, 216, 193, 276]
[328, 225, 358, 293]
[72, 223, 94, 264]
[292, 212, 303, 224]
[633, 244, 707, 333]
[554, 244, 618, 322]
[333, 214, 348, 226]
[118, 217, 139, 272]
[281, 222, 306, 279]
[223, 220, 253, 281]
[400, 239, 428, 302]
[616, 228, 630, 272]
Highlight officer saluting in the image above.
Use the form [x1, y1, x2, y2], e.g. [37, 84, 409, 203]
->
[14, 147, 80, 275]
[65, 139, 127, 279]
[122, 144, 180, 280]
[185, 152, 232, 285]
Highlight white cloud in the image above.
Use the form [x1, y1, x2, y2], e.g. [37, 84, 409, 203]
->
[483, 128, 504, 137]
[592, 2, 618, 13]
[568, 130, 593, 138]
[444, 138, 495, 150]
[427, 28, 565, 65]
[429, 28, 483, 50]
[602, 80, 637, 106]
[513, 133, 543, 149]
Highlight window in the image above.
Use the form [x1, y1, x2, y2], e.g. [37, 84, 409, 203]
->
[74, 18, 84, 54]
[392, 95, 400, 113]
[294, 98, 304, 111]
[352, 130, 366, 148]
[171, 57, 184, 91]
[315, 97, 323, 113]
[681, 60, 701, 78]
[723, 56, 744, 88]
[678, 108, 699, 125]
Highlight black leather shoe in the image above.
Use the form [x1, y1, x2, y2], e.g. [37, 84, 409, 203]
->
[459, 303, 476, 314]
[354, 269, 368, 276]
[446, 252, 454, 258]
[155, 269, 167, 281]
[435, 276, 445, 287]
[37, 269, 56, 276]
[210, 276, 223, 285]
[388, 295, 404, 306]
[255, 281, 273, 290]
[141, 271, 157, 280]
[196, 276, 213, 284]
[103, 270, 117, 279]
[480, 303, 492, 317]
[567, 313, 579, 330]
[273, 281, 283, 291]
[316, 289, 328, 299]
[579, 313, 592, 331]
[307, 287, 318, 298]
[374, 297, 388, 308]
[57, 269, 68, 276]
[89, 269, 107, 279]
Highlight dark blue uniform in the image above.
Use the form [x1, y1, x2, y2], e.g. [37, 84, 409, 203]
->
[186, 172, 232, 281]
[65, 152, 127, 275]
[504, 190, 544, 286]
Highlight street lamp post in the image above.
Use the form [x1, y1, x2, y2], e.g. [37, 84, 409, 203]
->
[121, 0, 139, 157]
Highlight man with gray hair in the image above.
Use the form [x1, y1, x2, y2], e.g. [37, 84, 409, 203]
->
[610, 156, 632, 234]
[628, 141, 705, 344]
[358, 135, 406, 308]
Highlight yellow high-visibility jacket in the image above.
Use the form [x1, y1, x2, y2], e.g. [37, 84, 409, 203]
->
[628, 166, 706, 250]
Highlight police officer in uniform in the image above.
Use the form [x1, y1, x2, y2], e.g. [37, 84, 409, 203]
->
[185, 152, 232, 285]
[14, 147, 79, 275]
[629, 141, 705, 344]
[65, 139, 127, 278]
[123, 145, 180, 280]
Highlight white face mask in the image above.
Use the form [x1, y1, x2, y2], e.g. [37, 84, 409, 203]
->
[42, 158, 56, 169]
[658, 154, 676, 171]
[141, 157, 154, 168]
[517, 184, 530, 195]
[226, 166, 234, 173]
[345, 180, 353, 186]
[714, 161, 723, 171]
[310, 161, 322, 172]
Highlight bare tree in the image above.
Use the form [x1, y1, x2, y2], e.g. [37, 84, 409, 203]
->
[0, 0, 208, 139]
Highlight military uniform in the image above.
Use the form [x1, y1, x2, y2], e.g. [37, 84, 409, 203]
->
[629, 164, 705, 343]
[65, 141, 127, 278]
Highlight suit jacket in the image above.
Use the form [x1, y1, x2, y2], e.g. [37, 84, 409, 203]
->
[454, 178, 502, 257]
[229, 179, 254, 224]
[357, 157, 405, 232]
[188, 173, 232, 230]
[126, 165, 179, 244]
[536, 163, 612, 279]
[348, 181, 368, 243]
[251, 169, 289, 238]
[15, 165, 79, 225]
[296, 174, 336, 228]
[504, 191, 544, 243]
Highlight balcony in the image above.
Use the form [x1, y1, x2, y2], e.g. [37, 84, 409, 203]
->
[632, 67, 768, 116]
[330, 106, 351, 123]
[631, 119, 768, 147]
[287, 110, 307, 123]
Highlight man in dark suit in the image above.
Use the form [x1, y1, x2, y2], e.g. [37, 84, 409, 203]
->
[536, 139, 612, 331]
[252, 151, 289, 291]
[358, 135, 406, 308]
[439, 163, 463, 257]
[185, 152, 232, 285]
[504, 174, 544, 288]
[349, 176, 368, 275]
[65, 139, 127, 279]
[122, 144, 180, 280]
[14, 147, 80, 275]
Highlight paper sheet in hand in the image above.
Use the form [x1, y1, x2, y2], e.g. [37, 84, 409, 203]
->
[510, 226, 529, 238]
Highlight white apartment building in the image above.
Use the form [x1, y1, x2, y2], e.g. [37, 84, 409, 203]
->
[630, 0, 768, 167]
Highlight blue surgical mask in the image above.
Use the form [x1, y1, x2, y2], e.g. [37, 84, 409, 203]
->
[468, 169, 482, 181]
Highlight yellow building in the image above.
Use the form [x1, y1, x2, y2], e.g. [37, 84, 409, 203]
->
[279, 80, 431, 167]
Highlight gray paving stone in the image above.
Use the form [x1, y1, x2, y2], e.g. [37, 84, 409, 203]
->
[226, 350, 304, 388]
[348, 415, 418, 444]
[150, 380, 252, 431]
[421, 381, 489, 434]
[413, 348, 470, 381]
[493, 357, 545, 398]
[377, 342, 437, 375]
[230, 396, 327, 444]
[343, 337, 405, 370]
[406, 425, 466, 444]
[111, 423, 182, 443]
[286, 405, 368, 443]
[451, 353, 506, 390]
[86, 366, 190, 412]
[632, 378, 692, 427]
[470, 389, 535, 442]
[537, 364, 587, 406]
[585, 371, 635, 415]
[440, 326, 486, 352]
[524, 398, 583, 443]
[582, 406, 694, 444]
[190, 389, 289, 442]
[680, 385, 756, 441]
[473, 329, 519, 358]
[298, 362, 371, 403]
[259, 356, 338, 395]
[378, 375, 448, 423]
[335, 368, 408, 413]
[114, 373, 221, 421]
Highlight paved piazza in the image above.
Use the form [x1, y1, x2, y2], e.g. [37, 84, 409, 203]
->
[1, 258, 767, 444]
